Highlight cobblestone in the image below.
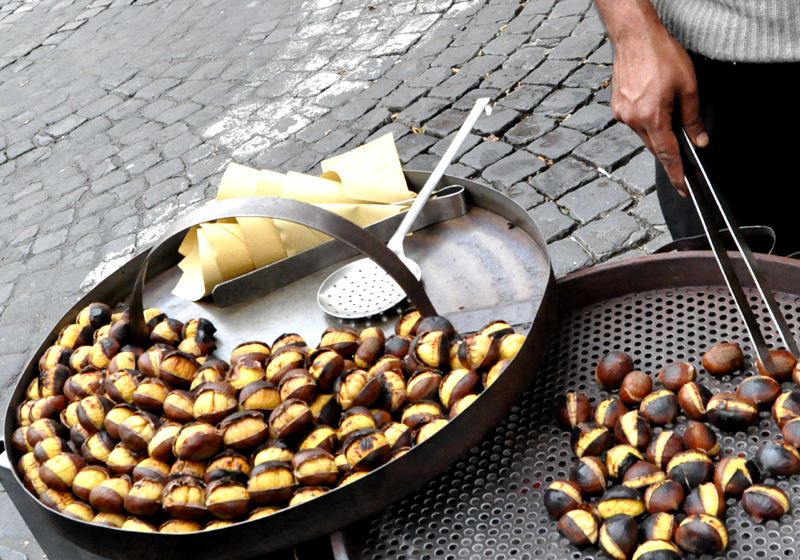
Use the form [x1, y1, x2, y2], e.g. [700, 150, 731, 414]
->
[558, 177, 632, 223]
[528, 201, 575, 242]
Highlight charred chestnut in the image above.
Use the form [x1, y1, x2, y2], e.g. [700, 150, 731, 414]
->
[741, 484, 791, 521]
[622, 461, 665, 490]
[736, 375, 781, 408]
[599, 514, 638, 560]
[570, 456, 608, 496]
[756, 440, 800, 476]
[772, 390, 800, 428]
[597, 485, 645, 519]
[666, 450, 714, 491]
[639, 390, 679, 425]
[594, 397, 628, 431]
[643, 479, 684, 514]
[557, 507, 600, 546]
[683, 482, 725, 516]
[677, 382, 713, 421]
[606, 445, 644, 479]
[615, 410, 652, 450]
[674, 514, 728, 555]
[555, 392, 591, 430]
[714, 456, 759, 497]
[638, 513, 678, 544]
[683, 421, 719, 456]
[706, 392, 758, 432]
[544, 480, 583, 517]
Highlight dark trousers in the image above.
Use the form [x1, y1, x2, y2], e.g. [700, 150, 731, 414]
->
[655, 52, 800, 256]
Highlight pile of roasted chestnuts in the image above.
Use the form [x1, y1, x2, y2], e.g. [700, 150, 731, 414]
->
[549, 343, 797, 560]
[13, 303, 523, 533]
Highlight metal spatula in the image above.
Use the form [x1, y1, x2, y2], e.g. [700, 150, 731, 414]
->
[317, 97, 492, 319]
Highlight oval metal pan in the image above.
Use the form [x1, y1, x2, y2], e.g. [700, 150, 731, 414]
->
[331, 251, 800, 560]
[1, 173, 554, 560]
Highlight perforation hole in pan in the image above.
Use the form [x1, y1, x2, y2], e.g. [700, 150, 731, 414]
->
[342, 285, 800, 560]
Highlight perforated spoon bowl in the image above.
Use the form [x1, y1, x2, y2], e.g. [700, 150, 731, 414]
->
[317, 98, 492, 319]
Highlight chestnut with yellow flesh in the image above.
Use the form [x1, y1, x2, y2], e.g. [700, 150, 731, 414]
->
[320, 326, 359, 357]
[309, 393, 341, 427]
[72, 465, 110, 501]
[455, 334, 499, 371]
[376, 370, 407, 412]
[416, 419, 448, 444]
[594, 397, 628, 431]
[413, 331, 449, 369]
[39, 365, 70, 398]
[163, 390, 195, 423]
[544, 480, 583, 517]
[484, 359, 509, 388]
[88, 338, 120, 369]
[108, 352, 138, 375]
[132, 379, 171, 414]
[741, 484, 790, 521]
[344, 428, 391, 471]
[339, 407, 377, 439]
[227, 359, 265, 391]
[647, 431, 685, 470]
[406, 370, 442, 403]
[39, 345, 72, 372]
[92, 512, 126, 528]
[606, 445, 644, 479]
[439, 369, 479, 409]
[170, 460, 206, 480]
[570, 456, 608, 496]
[69, 346, 92, 373]
[160, 519, 202, 533]
[265, 347, 306, 384]
[667, 450, 714, 491]
[62, 501, 95, 522]
[556, 392, 591, 429]
[571, 422, 611, 458]
[599, 514, 638, 560]
[81, 431, 115, 465]
[598, 486, 645, 519]
[299, 424, 338, 453]
[677, 382, 713, 421]
[137, 347, 165, 378]
[206, 478, 251, 519]
[61, 402, 80, 429]
[772, 391, 800, 428]
[336, 369, 379, 410]
[33, 437, 69, 463]
[64, 371, 105, 402]
[205, 520, 235, 530]
[279, 370, 317, 403]
[191, 368, 224, 390]
[118, 412, 159, 452]
[159, 352, 199, 388]
[643, 479, 684, 513]
[148, 422, 182, 462]
[395, 309, 422, 337]
[706, 392, 758, 432]
[239, 381, 281, 413]
[162, 476, 207, 521]
[231, 341, 271, 365]
[124, 478, 164, 517]
[308, 349, 344, 392]
[40, 488, 76, 511]
[638, 512, 676, 543]
[19, 453, 48, 495]
[77, 302, 112, 329]
[253, 442, 294, 467]
[122, 518, 158, 532]
[272, 332, 306, 352]
[105, 370, 139, 404]
[354, 334, 385, 369]
[383, 422, 413, 453]
[292, 449, 338, 486]
[269, 398, 313, 439]
[248, 461, 296, 504]
[219, 411, 270, 450]
[683, 482, 725, 516]
[498, 333, 524, 361]
[174, 422, 223, 461]
[106, 444, 141, 476]
[614, 410, 651, 450]
[450, 394, 478, 418]
[714, 456, 759, 497]
[675, 514, 728, 555]
[26, 419, 66, 448]
[27, 396, 68, 425]
[58, 324, 94, 349]
[289, 486, 329, 507]
[622, 461, 665, 490]
[205, 451, 251, 484]
[639, 390, 679, 425]
[39, 453, 86, 492]
[632, 540, 681, 560]
[150, 318, 183, 346]
[248, 506, 282, 520]
[89, 476, 131, 513]
[193, 382, 237, 425]
[134, 458, 171, 483]
[401, 401, 445, 429]
[338, 470, 369, 486]
[557, 508, 599, 546]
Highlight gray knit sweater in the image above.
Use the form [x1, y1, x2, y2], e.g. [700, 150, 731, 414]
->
[650, 0, 800, 62]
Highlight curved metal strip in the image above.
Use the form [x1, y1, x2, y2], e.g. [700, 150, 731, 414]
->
[130, 197, 437, 346]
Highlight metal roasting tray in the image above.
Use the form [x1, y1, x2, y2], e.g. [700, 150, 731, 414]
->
[0, 171, 556, 560]
[331, 251, 800, 560]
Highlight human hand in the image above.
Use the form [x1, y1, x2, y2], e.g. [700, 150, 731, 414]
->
[610, 25, 708, 196]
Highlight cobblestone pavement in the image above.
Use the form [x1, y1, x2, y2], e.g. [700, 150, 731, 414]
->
[0, 0, 667, 554]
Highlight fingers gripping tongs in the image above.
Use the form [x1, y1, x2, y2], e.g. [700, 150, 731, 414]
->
[676, 128, 799, 374]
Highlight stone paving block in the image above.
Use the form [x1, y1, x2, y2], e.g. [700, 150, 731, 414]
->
[498, 84, 552, 111]
[573, 211, 648, 259]
[483, 34, 530, 56]
[395, 98, 450, 127]
[452, 88, 501, 110]
[45, 114, 87, 137]
[90, 169, 127, 194]
[350, 57, 396, 80]
[480, 67, 531, 92]
[482, 149, 546, 189]
[296, 117, 340, 143]
[407, 66, 452, 88]
[503, 45, 548, 70]
[572, 16, 607, 36]
[452, 23, 500, 46]
[459, 140, 514, 169]
[133, 78, 179, 101]
[528, 156, 597, 198]
[548, 34, 604, 60]
[532, 15, 580, 39]
[549, 236, 592, 277]
[474, 106, 520, 135]
[316, 80, 369, 108]
[523, 59, 581, 86]
[503, 15, 544, 35]
[312, 129, 354, 154]
[381, 86, 428, 112]
[444, 0, 487, 19]
[105, 99, 147, 121]
[6, 141, 34, 160]
[366, 122, 412, 143]
[406, 153, 439, 170]
[144, 158, 184, 186]
[535, 87, 592, 117]
[77, 94, 124, 120]
[562, 103, 614, 134]
[140, 99, 177, 120]
[550, 0, 592, 18]
[631, 191, 666, 227]
[430, 131, 481, 158]
[562, 63, 612, 89]
[444, 163, 475, 178]
[371, 33, 421, 56]
[595, 86, 612, 104]
[358, 78, 402, 100]
[558, 177, 632, 223]
[142, 177, 190, 208]
[503, 114, 556, 145]
[528, 201, 575, 242]
[352, 107, 393, 132]
[41, 104, 73, 126]
[572, 122, 644, 170]
[612, 151, 656, 196]
[588, 40, 613, 64]
[332, 99, 378, 123]
[431, 44, 480, 67]
[125, 153, 163, 176]
[429, 73, 482, 102]
[504, 181, 545, 210]
[162, 132, 202, 160]
[475, 2, 518, 25]
[424, 109, 467, 138]
[458, 54, 505, 76]
[407, 37, 453, 61]
[395, 133, 438, 163]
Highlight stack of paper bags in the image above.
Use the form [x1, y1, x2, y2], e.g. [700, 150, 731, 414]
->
[173, 133, 417, 301]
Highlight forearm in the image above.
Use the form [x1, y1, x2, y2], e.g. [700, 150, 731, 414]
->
[594, 0, 670, 49]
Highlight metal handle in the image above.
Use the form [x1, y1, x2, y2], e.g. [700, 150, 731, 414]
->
[129, 198, 438, 346]
[0, 436, 10, 471]
[386, 98, 491, 254]
[677, 128, 799, 371]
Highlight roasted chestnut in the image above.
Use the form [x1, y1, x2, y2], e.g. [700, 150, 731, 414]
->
[412, 331, 450, 370]
[320, 326, 360, 357]
[782, 417, 800, 447]
[343, 428, 391, 471]
[193, 382, 237, 425]
[622, 461, 665, 490]
[395, 309, 422, 337]
[702, 342, 744, 376]
[205, 478, 251, 519]
[89, 475, 131, 513]
[160, 519, 202, 533]
[657, 362, 696, 392]
[439, 369, 479, 408]
[174, 422, 223, 461]
[416, 418, 448, 444]
[638, 513, 678, 544]
[132, 378, 171, 414]
[265, 346, 306, 384]
[162, 476, 207, 521]
[557, 507, 600, 546]
[755, 440, 800, 476]
[677, 382, 712, 421]
[633, 541, 681, 560]
[455, 334, 499, 370]
[81, 431, 116, 465]
[570, 456, 608, 496]
[706, 392, 758, 432]
[596, 352, 634, 390]
[106, 443, 142, 476]
[666, 450, 714, 490]
[639, 390, 679, 425]
[674, 514, 727, 555]
[683, 482, 725, 516]
[148, 422, 182, 463]
[757, 349, 796, 381]
[544, 480, 583, 517]
[77, 302, 112, 329]
[619, 371, 652, 406]
[682, 421, 719, 456]
[772, 390, 800, 427]
[124, 477, 164, 517]
[291, 449, 338, 486]
[133, 458, 170, 483]
[307, 349, 344, 392]
[39, 453, 86, 492]
[205, 450, 252, 484]
[714, 456, 759, 497]
[218, 411, 270, 451]
[736, 375, 781, 408]
[269, 398, 313, 438]
[599, 514, 638, 560]
[248, 461, 296, 504]
[226, 359, 266, 391]
[594, 397, 628, 431]
[555, 391, 591, 429]
[606, 445, 644, 480]
[741, 484, 790, 521]
[163, 390, 196, 423]
[571, 422, 612, 458]
[118, 411, 160, 452]
[597, 485, 644, 519]
[643, 479, 684, 513]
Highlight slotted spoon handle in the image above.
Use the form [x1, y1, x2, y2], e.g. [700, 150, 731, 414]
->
[128, 197, 437, 346]
[387, 98, 491, 254]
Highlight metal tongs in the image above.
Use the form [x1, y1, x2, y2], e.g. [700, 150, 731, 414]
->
[676, 128, 799, 374]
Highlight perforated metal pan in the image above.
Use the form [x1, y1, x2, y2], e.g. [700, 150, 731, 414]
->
[332, 252, 800, 560]
[0, 172, 555, 560]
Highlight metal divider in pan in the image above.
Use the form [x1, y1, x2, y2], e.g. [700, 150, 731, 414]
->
[1, 173, 555, 560]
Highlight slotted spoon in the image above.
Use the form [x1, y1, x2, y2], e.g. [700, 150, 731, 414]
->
[317, 97, 492, 319]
